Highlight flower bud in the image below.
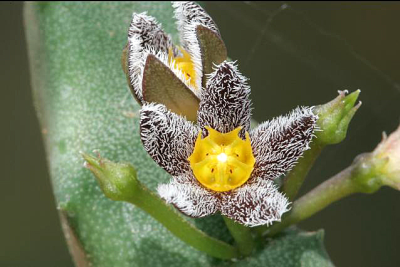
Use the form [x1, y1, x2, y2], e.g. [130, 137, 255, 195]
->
[314, 90, 361, 145]
[81, 152, 139, 201]
[370, 125, 400, 190]
[348, 125, 400, 194]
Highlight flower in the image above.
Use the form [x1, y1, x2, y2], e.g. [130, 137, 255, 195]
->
[126, 1, 227, 121]
[127, 2, 318, 227]
[370, 125, 400, 190]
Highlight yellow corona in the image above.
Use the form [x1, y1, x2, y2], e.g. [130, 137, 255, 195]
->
[168, 47, 197, 89]
[188, 126, 255, 192]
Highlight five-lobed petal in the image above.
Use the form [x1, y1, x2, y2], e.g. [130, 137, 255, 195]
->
[251, 106, 318, 179]
[197, 61, 252, 138]
[140, 103, 198, 176]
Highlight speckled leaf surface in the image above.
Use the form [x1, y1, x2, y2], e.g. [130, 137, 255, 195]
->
[230, 229, 333, 267]
[24, 2, 333, 266]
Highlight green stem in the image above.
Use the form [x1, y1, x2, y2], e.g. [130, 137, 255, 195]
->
[82, 153, 239, 260]
[128, 184, 239, 260]
[266, 166, 358, 236]
[222, 216, 255, 256]
[283, 142, 324, 201]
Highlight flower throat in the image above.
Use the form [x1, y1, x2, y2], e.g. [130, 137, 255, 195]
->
[188, 127, 255, 192]
[168, 47, 197, 90]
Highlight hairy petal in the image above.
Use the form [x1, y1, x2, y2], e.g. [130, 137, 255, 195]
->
[220, 179, 290, 227]
[128, 12, 175, 103]
[157, 173, 219, 218]
[172, 1, 221, 94]
[128, 12, 174, 53]
[251, 107, 318, 179]
[197, 61, 252, 138]
[173, 2, 220, 36]
[140, 103, 199, 176]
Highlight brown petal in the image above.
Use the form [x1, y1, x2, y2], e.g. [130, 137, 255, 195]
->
[127, 12, 175, 103]
[140, 103, 199, 176]
[157, 173, 219, 218]
[251, 107, 317, 179]
[197, 61, 252, 138]
[220, 179, 290, 227]
[173, 2, 225, 93]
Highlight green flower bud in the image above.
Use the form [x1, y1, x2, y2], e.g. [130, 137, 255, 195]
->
[314, 90, 361, 145]
[370, 125, 400, 190]
[350, 153, 386, 194]
[81, 152, 139, 201]
[349, 125, 400, 193]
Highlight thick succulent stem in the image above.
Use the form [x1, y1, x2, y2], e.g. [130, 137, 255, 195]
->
[265, 150, 388, 236]
[267, 166, 357, 236]
[127, 185, 240, 259]
[222, 216, 255, 257]
[82, 153, 239, 260]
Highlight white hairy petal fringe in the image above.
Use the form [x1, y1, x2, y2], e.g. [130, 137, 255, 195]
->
[140, 103, 199, 176]
[128, 12, 174, 102]
[128, 12, 173, 52]
[157, 177, 219, 218]
[198, 60, 252, 137]
[173, 1, 220, 95]
[128, 34, 146, 102]
[250, 106, 318, 179]
[172, 1, 220, 37]
[220, 179, 290, 227]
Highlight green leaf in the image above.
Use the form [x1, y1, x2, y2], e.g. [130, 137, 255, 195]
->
[24, 2, 333, 266]
[230, 228, 333, 267]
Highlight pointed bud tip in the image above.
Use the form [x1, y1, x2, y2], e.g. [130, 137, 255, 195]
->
[315, 90, 362, 145]
[83, 161, 90, 169]
[381, 131, 388, 140]
[80, 152, 140, 201]
[80, 151, 101, 169]
[337, 89, 349, 96]
[343, 90, 361, 109]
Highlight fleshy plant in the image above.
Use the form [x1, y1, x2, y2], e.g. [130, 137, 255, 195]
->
[25, 1, 399, 266]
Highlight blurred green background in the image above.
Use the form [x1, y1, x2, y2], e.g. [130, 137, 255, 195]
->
[6, 1, 400, 266]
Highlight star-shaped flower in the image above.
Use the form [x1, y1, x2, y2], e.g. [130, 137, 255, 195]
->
[127, 2, 318, 227]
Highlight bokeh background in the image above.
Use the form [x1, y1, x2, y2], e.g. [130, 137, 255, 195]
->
[6, 1, 400, 267]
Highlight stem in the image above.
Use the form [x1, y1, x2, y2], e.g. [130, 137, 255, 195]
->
[283, 142, 324, 201]
[129, 184, 240, 260]
[222, 216, 255, 256]
[266, 166, 358, 236]
[82, 153, 239, 260]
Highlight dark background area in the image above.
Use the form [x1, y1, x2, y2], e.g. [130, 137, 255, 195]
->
[6, 2, 400, 267]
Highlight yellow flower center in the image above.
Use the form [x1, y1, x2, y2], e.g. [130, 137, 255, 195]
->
[168, 47, 197, 89]
[188, 126, 255, 192]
